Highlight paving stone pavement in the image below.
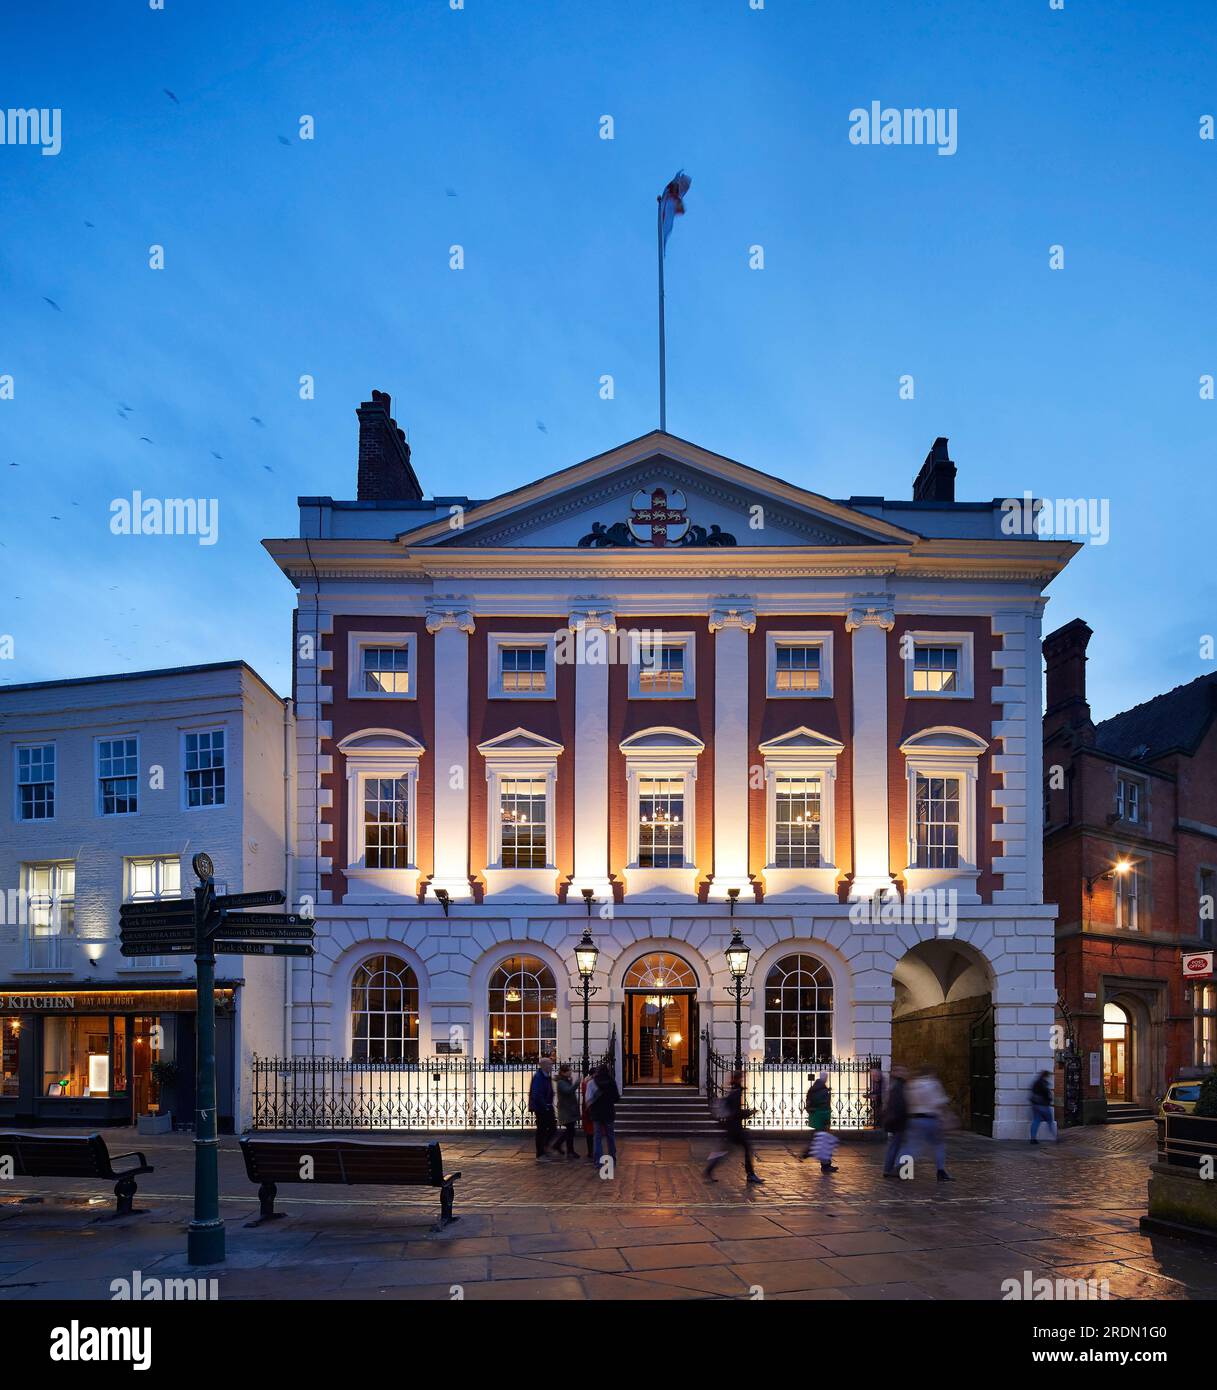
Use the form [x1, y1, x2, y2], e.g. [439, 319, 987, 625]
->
[3, 1121, 1216, 1301]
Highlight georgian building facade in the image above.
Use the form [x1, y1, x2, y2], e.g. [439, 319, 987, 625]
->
[266, 392, 1076, 1138]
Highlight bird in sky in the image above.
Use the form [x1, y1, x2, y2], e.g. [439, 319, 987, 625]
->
[43, 297, 61, 311]
[163, 89, 179, 104]
[250, 416, 264, 427]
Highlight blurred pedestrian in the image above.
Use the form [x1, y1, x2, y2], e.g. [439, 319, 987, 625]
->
[580, 1067, 597, 1160]
[900, 1066, 953, 1181]
[589, 1063, 620, 1166]
[801, 1072, 838, 1171]
[553, 1062, 580, 1157]
[528, 1056, 556, 1160]
[881, 1065, 909, 1177]
[705, 1070, 764, 1185]
[1029, 1070, 1058, 1144]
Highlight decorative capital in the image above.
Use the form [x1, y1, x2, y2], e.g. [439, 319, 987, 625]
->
[425, 605, 475, 635]
[845, 600, 895, 632]
[708, 602, 757, 634]
[567, 605, 617, 633]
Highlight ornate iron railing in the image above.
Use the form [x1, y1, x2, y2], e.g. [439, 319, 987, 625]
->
[703, 1041, 881, 1131]
[252, 1051, 616, 1132]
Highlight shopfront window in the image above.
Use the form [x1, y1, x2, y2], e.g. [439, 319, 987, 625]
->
[42, 1016, 116, 1098]
[2, 1018, 20, 1097]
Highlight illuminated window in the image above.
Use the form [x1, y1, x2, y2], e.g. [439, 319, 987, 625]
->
[904, 632, 975, 700]
[488, 955, 557, 1063]
[42, 1016, 120, 1099]
[499, 777, 547, 868]
[184, 729, 225, 807]
[500, 646, 547, 693]
[24, 861, 75, 935]
[764, 954, 833, 1063]
[774, 776, 821, 868]
[351, 954, 419, 1062]
[1, 1018, 20, 1098]
[1116, 863, 1142, 930]
[915, 775, 960, 869]
[775, 645, 820, 692]
[16, 744, 55, 821]
[912, 645, 960, 693]
[1194, 984, 1216, 1068]
[362, 646, 410, 696]
[638, 777, 685, 868]
[98, 737, 139, 816]
[629, 633, 696, 699]
[128, 856, 181, 900]
[363, 777, 411, 869]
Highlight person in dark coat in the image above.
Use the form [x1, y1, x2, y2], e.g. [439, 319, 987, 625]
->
[881, 1065, 909, 1177]
[528, 1057, 556, 1159]
[705, 1071, 764, 1185]
[1029, 1070, 1058, 1143]
[588, 1064, 620, 1164]
[802, 1072, 839, 1172]
[553, 1063, 580, 1157]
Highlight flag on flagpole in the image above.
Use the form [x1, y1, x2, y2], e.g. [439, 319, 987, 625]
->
[658, 170, 692, 252]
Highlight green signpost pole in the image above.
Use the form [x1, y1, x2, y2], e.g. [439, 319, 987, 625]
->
[187, 852, 225, 1266]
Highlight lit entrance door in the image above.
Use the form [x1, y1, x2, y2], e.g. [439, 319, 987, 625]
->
[1102, 1002, 1129, 1101]
[621, 951, 699, 1086]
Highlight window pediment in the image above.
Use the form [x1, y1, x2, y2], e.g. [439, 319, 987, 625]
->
[899, 726, 988, 758]
[337, 729, 425, 758]
[758, 726, 845, 760]
[618, 726, 705, 757]
[477, 727, 564, 760]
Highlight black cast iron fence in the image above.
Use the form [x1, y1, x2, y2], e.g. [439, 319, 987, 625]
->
[253, 1038, 616, 1133]
[704, 1041, 881, 1131]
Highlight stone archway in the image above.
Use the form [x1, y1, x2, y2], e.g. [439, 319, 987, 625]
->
[891, 939, 995, 1133]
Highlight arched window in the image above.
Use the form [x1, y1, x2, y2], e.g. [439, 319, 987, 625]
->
[488, 955, 557, 1063]
[351, 955, 419, 1062]
[622, 952, 698, 990]
[763, 954, 833, 1063]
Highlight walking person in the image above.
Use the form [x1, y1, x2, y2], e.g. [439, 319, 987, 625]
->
[801, 1071, 838, 1172]
[528, 1056, 557, 1160]
[705, 1070, 764, 1185]
[580, 1067, 597, 1161]
[588, 1063, 620, 1166]
[1029, 1070, 1058, 1144]
[881, 1065, 909, 1177]
[553, 1063, 580, 1157]
[900, 1066, 954, 1181]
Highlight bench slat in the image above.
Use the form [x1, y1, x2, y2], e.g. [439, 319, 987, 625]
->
[240, 1137, 447, 1188]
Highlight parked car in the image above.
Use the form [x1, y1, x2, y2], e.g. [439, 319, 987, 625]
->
[1158, 1081, 1202, 1117]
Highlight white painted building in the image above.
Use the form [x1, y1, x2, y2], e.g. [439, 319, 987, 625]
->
[264, 395, 1077, 1138]
[0, 662, 291, 1130]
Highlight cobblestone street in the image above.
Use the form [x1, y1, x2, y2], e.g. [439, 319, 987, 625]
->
[3, 1121, 1217, 1301]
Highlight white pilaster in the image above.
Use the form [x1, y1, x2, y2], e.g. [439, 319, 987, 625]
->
[427, 603, 475, 900]
[569, 606, 615, 899]
[846, 598, 895, 899]
[708, 602, 756, 898]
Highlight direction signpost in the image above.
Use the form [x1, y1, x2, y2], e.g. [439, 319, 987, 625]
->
[115, 864, 314, 1266]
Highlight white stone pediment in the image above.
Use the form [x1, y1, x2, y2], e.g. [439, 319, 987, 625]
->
[397, 433, 915, 551]
[757, 726, 845, 758]
[899, 726, 989, 756]
[337, 729, 424, 756]
[476, 727, 564, 757]
[619, 726, 706, 755]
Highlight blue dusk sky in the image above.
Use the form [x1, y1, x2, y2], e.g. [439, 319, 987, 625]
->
[1, 0, 1213, 720]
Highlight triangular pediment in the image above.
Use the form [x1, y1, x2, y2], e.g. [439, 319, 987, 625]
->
[396, 432, 916, 551]
[476, 727, 564, 757]
[758, 726, 845, 758]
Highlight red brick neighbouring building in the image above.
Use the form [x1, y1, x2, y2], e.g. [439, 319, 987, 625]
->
[1044, 619, 1217, 1123]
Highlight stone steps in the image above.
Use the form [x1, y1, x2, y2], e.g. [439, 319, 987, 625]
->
[1104, 1103, 1155, 1124]
[614, 1085, 720, 1136]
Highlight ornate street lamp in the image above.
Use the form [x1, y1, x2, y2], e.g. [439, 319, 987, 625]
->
[725, 927, 751, 1072]
[575, 926, 600, 1077]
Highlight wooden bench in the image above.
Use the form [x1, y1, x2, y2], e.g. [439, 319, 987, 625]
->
[239, 1136, 461, 1229]
[0, 1132, 153, 1217]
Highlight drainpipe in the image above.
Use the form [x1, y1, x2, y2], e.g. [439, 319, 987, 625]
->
[282, 695, 296, 1056]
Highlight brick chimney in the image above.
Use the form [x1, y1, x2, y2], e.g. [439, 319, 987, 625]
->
[1043, 618, 1094, 743]
[356, 390, 423, 501]
[913, 437, 956, 502]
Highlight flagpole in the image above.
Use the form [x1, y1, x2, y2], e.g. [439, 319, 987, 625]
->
[657, 194, 666, 433]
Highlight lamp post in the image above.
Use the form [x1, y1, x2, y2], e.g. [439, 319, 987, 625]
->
[725, 927, 751, 1072]
[574, 927, 600, 1077]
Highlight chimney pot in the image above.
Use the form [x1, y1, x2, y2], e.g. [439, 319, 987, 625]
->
[913, 436, 956, 502]
[1043, 618, 1094, 743]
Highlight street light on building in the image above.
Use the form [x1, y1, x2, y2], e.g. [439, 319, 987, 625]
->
[574, 927, 600, 1077]
[725, 927, 751, 1071]
[1084, 858, 1133, 894]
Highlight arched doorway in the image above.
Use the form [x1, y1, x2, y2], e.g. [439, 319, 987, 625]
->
[891, 940, 994, 1135]
[622, 952, 698, 1086]
[1102, 1001, 1130, 1102]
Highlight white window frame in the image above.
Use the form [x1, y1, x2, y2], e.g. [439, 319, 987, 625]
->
[1115, 860, 1143, 931]
[96, 734, 140, 818]
[757, 727, 844, 900]
[1116, 775, 1144, 825]
[900, 726, 988, 902]
[14, 742, 56, 823]
[620, 727, 704, 899]
[338, 729, 425, 900]
[487, 632, 557, 701]
[765, 631, 834, 700]
[22, 860, 76, 937]
[477, 728, 563, 900]
[346, 630, 418, 701]
[181, 726, 227, 810]
[903, 631, 975, 700]
[120, 855, 184, 972]
[628, 631, 696, 700]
